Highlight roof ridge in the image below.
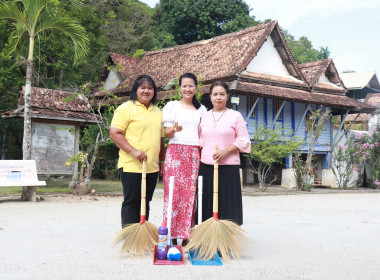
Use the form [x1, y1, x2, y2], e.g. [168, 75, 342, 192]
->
[299, 59, 331, 68]
[143, 20, 277, 56]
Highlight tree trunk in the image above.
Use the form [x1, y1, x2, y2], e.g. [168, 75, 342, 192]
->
[85, 133, 101, 180]
[258, 163, 265, 191]
[21, 36, 35, 201]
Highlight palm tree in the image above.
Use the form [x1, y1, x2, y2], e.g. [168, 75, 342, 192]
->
[0, 0, 89, 200]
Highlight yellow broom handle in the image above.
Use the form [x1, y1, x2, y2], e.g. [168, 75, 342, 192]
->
[140, 161, 147, 224]
[213, 145, 219, 219]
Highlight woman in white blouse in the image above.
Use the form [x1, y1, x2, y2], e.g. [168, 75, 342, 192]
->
[162, 73, 207, 245]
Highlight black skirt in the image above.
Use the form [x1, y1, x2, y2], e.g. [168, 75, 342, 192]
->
[196, 163, 243, 225]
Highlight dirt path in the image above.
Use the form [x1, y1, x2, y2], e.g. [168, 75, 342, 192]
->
[1, 192, 379, 280]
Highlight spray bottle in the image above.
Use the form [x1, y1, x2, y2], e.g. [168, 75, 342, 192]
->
[157, 222, 168, 260]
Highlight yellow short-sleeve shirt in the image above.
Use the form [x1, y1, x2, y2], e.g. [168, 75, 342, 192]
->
[111, 100, 162, 173]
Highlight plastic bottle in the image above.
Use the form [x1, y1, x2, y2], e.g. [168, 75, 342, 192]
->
[157, 222, 168, 260]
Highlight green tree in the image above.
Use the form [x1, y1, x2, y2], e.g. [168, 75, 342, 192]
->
[0, 0, 89, 201]
[283, 30, 330, 63]
[293, 107, 331, 190]
[0, 19, 24, 160]
[155, 0, 258, 44]
[30, 3, 108, 89]
[332, 138, 356, 189]
[245, 125, 304, 191]
[84, 0, 170, 55]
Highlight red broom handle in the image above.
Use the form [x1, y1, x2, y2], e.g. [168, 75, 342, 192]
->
[213, 145, 219, 221]
[139, 161, 147, 224]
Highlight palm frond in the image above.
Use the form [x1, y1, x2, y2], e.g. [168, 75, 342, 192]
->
[8, 23, 29, 55]
[0, 1, 28, 30]
[25, 0, 47, 36]
[35, 17, 89, 63]
[23, 0, 46, 26]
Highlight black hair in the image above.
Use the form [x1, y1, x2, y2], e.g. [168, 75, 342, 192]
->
[130, 75, 158, 105]
[179, 72, 201, 109]
[210, 80, 232, 109]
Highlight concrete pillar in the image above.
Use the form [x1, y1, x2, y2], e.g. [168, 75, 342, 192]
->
[281, 168, 296, 189]
[322, 169, 338, 188]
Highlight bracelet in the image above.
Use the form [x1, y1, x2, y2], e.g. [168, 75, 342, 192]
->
[129, 148, 136, 155]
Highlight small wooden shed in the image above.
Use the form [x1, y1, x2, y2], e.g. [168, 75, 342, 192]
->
[2, 87, 99, 178]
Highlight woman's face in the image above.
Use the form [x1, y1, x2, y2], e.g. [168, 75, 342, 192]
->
[210, 85, 229, 111]
[180, 77, 196, 102]
[136, 81, 154, 106]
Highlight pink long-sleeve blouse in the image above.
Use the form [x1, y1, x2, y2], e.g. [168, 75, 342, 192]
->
[199, 109, 251, 165]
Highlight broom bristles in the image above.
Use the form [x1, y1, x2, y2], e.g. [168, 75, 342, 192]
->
[184, 217, 250, 261]
[113, 221, 158, 257]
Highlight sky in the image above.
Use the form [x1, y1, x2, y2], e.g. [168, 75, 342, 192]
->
[140, 0, 380, 76]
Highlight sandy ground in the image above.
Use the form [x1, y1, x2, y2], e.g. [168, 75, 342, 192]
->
[1, 190, 380, 280]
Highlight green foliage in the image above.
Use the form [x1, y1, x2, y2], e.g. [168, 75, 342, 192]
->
[245, 125, 304, 191]
[351, 123, 380, 188]
[133, 49, 145, 58]
[155, 0, 258, 45]
[293, 107, 331, 190]
[283, 30, 330, 63]
[332, 137, 356, 189]
[0, 19, 24, 159]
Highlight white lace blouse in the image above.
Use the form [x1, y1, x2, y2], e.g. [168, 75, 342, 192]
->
[162, 100, 207, 146]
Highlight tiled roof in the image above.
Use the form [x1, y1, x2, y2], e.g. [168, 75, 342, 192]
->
[115, 21, 279, 93]
[96, 52, 139, 83]
[2, 107, 100, 123]
[299, 59, 330, 85]
[341, 94, 380, 123]
[2, 87, 99, 124]
[340, 71, 379, 90]
[108, 53, 139, 80]
[19, 87, 91, 112]
[312, 82, 346, 94]
[299, 59, 346, 94]
[364, 93, 380, 107]
[239, 71, 307, 88]
[234, 81, 375, 113]
[344, 113, 369, 122]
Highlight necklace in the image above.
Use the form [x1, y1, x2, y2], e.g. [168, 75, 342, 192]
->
[212, 109, 227, 127]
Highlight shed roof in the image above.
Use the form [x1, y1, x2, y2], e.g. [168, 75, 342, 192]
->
[330, 93, 380, 122]
[340, 71, 380, 90]
[2, 87, 100, 124]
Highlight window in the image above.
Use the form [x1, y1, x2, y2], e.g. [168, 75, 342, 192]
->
[274, 99, 283, 120]
[248, 96, 256, 117]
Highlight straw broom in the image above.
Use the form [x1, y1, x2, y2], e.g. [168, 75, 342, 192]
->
[113, 161, 158, 257]
[185, 145, 250, 261]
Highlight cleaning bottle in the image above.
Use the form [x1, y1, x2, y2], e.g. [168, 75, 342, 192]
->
[157, 222, 168, 260]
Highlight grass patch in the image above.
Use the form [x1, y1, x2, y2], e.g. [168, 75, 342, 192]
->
[0, 178, 163, 195]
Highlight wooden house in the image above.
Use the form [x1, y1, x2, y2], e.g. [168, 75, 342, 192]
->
[96, 20, 375, 188]
[2, 87, 99, 178]
[338, 72, 380, 130]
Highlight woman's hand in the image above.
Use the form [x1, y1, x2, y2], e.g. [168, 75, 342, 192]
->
[131, 149, 147, 163]
[173, 122, 183, 133]
[212, 144, 239, 162]
[165, 122, 183, 138]
[212, 148, 230, 162]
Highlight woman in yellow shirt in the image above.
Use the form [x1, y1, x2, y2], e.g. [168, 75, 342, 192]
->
[110, 75, 165, 227]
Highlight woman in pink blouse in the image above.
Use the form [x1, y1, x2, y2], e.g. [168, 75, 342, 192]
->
[198, 81, 251, 225]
